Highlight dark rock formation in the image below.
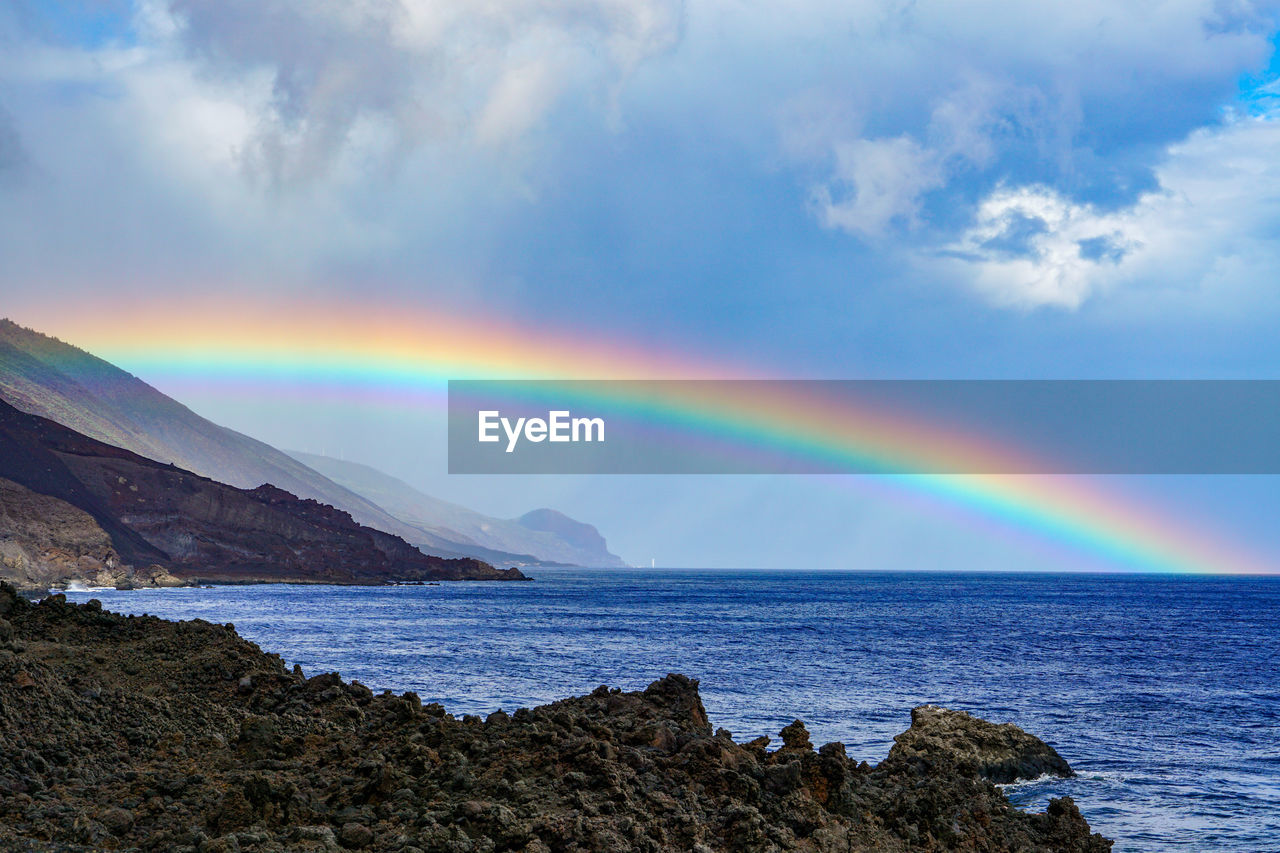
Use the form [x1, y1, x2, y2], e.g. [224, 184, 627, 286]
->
[0, 583, 1111, 852]
[0, 399, 526, 585]
[887, 704, 1075, 784]
[0, 476, 183, 594]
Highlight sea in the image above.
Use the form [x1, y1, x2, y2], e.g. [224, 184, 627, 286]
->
[64, 569, 1280, 852]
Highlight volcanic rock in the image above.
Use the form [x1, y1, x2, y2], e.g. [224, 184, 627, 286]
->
[0, 583, 1110, 852]
[887, 703, 1075, 783]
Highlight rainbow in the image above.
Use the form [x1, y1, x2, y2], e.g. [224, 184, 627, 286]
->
[28, 298, 1274, 576]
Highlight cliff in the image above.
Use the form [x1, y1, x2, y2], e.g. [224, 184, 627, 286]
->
[0, 399, 526, 585]
[516, 508, 621, 566]
[0, 477, 185, 594]
[0, 584, 1111, 852]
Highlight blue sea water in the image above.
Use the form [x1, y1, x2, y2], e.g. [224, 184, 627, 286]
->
[65, 570, 1280, 852]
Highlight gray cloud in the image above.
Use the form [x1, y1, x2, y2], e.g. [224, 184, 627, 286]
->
[0, 106, 29, 184]
[166, 0, 684, 186]
[2, 0, 1278, 322]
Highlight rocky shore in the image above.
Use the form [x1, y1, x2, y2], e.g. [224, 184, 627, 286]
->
[0, 584, 1112, 852]
[0, 477, 187, 597]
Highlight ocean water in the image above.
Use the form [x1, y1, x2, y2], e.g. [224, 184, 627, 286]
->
[65, 570, 1280, 852]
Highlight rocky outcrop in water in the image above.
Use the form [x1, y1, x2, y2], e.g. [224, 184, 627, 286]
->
[0, 583, 1111, 852]
[0, 399, 526, 585]
[887, 704, 1076, 784]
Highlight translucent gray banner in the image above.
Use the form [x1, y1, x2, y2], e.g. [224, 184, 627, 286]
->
[448, 380, 1280, 474]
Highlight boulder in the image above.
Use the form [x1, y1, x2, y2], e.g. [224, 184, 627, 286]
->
[887, 704, 1074, 783]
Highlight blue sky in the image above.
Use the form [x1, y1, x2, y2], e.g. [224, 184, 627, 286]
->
[4, 1, 1280, 567]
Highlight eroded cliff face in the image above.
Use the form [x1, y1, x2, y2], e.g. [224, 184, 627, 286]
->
[0, 399, 526, 584]
[55, 452, 522, 584]
[0, 585, 1112, 853]
[0, 477, 184, 594]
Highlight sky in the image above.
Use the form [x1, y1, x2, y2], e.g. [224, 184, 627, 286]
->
[3, 0, 1280, 569]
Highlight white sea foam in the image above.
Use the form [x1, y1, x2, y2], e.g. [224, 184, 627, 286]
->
[997, 773, 1062, 790]
[61, 581, 113, 593]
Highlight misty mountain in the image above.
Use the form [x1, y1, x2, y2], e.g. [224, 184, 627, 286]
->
[289, 452, 627, 568]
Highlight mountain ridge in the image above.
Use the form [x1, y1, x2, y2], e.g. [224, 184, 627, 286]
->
[0, 319, 620, 567]
[0, 397, 525, 586]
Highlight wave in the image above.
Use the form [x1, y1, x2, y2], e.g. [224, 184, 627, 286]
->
[61, 581, 115, 593]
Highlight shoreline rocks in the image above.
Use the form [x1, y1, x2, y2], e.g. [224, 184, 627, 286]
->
[888, 704, 1076, 784]
[0, 583, 1111, 852]
[0, 476, 190, 596]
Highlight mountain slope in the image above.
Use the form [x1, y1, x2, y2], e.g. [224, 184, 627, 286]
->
[0, 319, 434, 545]
[517, 509, 614, 558]
[0, 319, 624, 566]
[0, 398, 525, 584]
[290, 451, 628, 567]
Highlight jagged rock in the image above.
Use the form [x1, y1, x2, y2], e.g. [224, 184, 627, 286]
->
[338, 822, 374, 848]
[818, 741, 846, 759]
[888, 704, 1075, 783]
[100, 806, 135, 834]
[779, 719, 813, 751]
[0, 584, 1111, 852]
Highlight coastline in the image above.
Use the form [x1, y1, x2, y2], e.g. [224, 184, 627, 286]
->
[0, 583, 1110, 852]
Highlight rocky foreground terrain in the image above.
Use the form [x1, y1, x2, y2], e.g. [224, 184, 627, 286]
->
[0, 584, 1110, 852]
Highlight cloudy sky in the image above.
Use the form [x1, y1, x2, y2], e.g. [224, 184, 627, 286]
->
[3, 1, 1280, 568]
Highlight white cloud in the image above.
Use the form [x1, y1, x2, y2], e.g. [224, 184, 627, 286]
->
[944, 186, 1135, 309]
[475, 58, 563, 146]
[811, 136, 943, 237]
[805, 73, 1079, 240]
[941, 113, 1280, 309]
[775, 0, 1276, 243]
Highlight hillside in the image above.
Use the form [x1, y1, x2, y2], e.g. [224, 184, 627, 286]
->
[0, 399, 525, 585]
[0, 320, 430, 538]
[0, 476, 184, 593]
[291, 451, 628, 568]
[0, 320, 623, 567]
